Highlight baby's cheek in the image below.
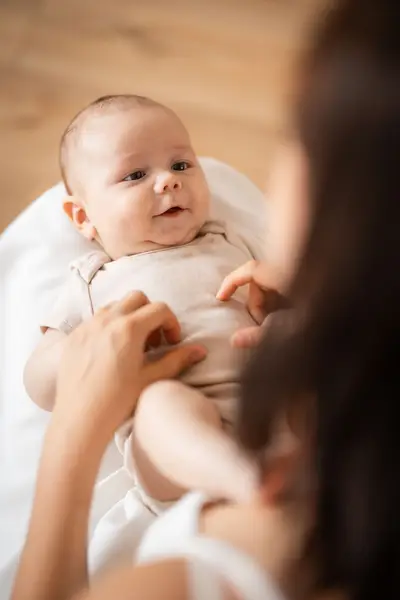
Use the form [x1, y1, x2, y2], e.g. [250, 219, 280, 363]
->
[120, 200, 146, 228]
[194, 181, 211, 221]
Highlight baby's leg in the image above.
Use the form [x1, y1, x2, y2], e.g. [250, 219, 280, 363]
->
[131, 381, 256, 503]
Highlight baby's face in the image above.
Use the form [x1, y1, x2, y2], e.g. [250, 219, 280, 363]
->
[72, 106, 210, 258]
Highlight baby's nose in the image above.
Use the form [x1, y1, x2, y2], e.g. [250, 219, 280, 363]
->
[154, 172, 182, 194]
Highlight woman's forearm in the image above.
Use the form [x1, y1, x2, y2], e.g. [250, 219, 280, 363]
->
[12, 418, 108, 600]
[12, 293, 205, 600]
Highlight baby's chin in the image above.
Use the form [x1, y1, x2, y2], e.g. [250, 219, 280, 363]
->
[149, 210, 207, 248]
[153, 227, 200, 248]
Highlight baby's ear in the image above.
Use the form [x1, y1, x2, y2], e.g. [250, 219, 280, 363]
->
[63, 197, 97, 241]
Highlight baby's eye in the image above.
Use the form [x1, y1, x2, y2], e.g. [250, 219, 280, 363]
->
[123, 170, 146, 182]
[172, 161, 190, 172]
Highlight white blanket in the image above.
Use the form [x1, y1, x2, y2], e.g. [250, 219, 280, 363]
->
[0, 158, 266, 596]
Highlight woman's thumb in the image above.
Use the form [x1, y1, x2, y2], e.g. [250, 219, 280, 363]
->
[145, 344, 207, 383]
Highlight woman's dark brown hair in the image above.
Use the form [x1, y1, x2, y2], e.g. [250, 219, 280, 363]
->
[238, 1, 400, 598]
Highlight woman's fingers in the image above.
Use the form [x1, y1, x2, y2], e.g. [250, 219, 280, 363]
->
[248, 282, 267, 324]
[100, 293, 163, 349]
[55, 293, 209, 444]
[216, 261, 259, 301]
[104, 294, 202, 350]
[231, 308, 294, 349]
[231, 325, 263, 349]
[126, 301, 182, 346]
[250, 286, 287, 323]
[145, 344, 207, 384]
[217, 261, 281, 325]
[110, 291, 150, 315]
[217, 260, 282, 303]
[146, 328, 162, 350]
[217, 261, 277, 302]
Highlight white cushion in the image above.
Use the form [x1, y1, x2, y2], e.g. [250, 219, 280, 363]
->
[0, 158, 266, 584]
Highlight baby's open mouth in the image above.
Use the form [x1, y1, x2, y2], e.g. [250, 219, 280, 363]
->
[159, 207, 185, 217]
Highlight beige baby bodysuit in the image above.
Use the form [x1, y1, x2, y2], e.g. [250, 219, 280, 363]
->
[41, 221, 257, 424]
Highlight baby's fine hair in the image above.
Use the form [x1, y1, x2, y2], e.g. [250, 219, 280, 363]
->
[59, 94, 164, 195]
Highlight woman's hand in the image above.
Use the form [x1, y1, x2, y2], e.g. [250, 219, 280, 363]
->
[217, 260, 286, 348]
[13, 292, 207, 600]
[54, 291, 207, 443]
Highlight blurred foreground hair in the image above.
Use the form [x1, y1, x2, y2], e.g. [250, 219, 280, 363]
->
[239, 1, 400, 598]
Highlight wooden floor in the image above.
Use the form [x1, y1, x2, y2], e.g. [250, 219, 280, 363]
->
[0, 0, 320, 232]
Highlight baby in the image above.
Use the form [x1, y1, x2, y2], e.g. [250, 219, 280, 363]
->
[24, 94, 262, 510]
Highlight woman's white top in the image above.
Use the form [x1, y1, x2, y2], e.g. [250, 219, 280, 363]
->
[137, 492, 285, 600]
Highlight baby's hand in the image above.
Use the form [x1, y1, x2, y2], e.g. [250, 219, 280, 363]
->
[216, 260, 285, 348]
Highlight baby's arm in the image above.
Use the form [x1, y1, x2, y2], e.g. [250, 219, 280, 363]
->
[24, 329, 68, 411]
[131, 381, 257, 502]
